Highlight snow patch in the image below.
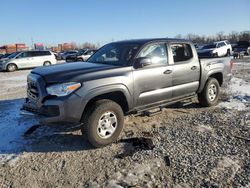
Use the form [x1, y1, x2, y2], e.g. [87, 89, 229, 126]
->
[219, 77, 250, 110]
[0, 99, 38, 164]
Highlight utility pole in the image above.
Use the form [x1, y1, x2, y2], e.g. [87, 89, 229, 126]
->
[31, 37, 34, 50]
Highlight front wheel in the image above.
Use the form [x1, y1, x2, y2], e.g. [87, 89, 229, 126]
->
[81, 99, 124, 147]
[198, 78, 220, 107]
[6, 63, 17, 72]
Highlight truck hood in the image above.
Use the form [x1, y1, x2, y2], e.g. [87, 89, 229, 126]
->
[31, 62, 118, 83]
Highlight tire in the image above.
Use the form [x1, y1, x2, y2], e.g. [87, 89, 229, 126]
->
[226, 49, 230, 57]
[81, 99, 124, 147]
[6, 63, 17, 72]
[77, 58, 84, 62]
[43, 61, 51, 66]
[198, 78, 220, 107]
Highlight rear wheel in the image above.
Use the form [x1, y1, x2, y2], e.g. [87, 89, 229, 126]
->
[226, 49, 230, 56]
[43, 61, 51, 66]
[77, 58, 84, 61]
[198, 78, 220, 107]
[81, 99, 124, 147]
[6, 63, 17, 72]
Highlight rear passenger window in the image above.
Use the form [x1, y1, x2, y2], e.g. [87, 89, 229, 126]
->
[138, 43, 168, 65]
[33, 51, 51, 56]
[170, 43, 193, 63]
[220, 42, 226, 47]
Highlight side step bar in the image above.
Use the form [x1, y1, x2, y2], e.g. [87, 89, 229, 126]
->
[144, 107, 162, 117]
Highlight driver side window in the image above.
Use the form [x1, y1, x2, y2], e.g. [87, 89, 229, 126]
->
[137, 43, 168, 65]
[18, 52, 31, 58]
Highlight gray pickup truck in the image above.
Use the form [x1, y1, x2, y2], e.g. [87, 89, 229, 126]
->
[22, 38, 233, 147]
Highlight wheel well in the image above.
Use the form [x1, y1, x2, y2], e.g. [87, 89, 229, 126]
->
[7, 63, 18, 68]
[83, 91, 129, 114]
[209, 73, 223, 86]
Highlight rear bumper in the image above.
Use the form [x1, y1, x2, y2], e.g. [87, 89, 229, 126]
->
[21, 94, 87, 124]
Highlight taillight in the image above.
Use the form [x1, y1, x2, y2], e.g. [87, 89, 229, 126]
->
[230, 59, 234, 73]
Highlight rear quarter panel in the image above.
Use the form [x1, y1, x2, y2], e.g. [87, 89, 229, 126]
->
[198, 57, 232, 93]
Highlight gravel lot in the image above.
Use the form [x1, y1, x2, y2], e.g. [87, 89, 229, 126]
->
[0, 59, 249, 187]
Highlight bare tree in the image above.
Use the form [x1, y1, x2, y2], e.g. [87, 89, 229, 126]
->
[175, 31, 250, 45]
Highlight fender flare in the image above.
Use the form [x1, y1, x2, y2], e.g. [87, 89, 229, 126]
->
[79, 84, 133, 112]
[198, 70, 223, 93]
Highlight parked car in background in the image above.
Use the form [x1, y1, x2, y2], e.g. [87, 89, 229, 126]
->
[57, 50, 78, 60]
[197, 40, 232, 58]
[0, 51, 56, 72]
[233, 41, 250, 58]
[66, 49, 96, 62]
[21, 38, 233, 147]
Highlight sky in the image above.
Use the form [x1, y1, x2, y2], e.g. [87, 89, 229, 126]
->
[0, 0, 249, 46]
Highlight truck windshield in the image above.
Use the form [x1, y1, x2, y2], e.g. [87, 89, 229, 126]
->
[202, 44, 216, 49]
[88, 43, 140, 66]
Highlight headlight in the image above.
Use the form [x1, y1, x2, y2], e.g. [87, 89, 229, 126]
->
[46, 82, 81, 96]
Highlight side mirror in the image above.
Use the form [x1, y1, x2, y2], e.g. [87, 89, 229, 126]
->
[134, 57, 152, 68]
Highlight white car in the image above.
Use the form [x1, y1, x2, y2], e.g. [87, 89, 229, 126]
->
[0, 51, 57, 72]
[66, 50, 96, 62]
[198, 40, 232, 58]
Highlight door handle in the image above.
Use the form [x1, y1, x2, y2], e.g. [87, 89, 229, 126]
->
[191, 66, 197, 70]
[164, 70, 172, 74]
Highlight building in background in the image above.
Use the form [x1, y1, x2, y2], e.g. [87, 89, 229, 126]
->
[34, 43, 45, 50]
[0, 43, 28, 54]
[62, 43, 75, 50]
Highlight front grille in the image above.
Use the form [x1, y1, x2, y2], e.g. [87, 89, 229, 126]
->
[27, 77, 39, 101]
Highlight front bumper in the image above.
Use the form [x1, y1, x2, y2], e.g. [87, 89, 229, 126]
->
[21, 93, 87, 124]
[0, 63, 6, 70]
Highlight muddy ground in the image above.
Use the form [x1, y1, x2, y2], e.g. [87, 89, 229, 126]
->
[0, 59, 249, 187]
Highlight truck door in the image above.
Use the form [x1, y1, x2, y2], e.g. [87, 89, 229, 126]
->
[133, 42, 173, 107]
[169, 43, 200, 98]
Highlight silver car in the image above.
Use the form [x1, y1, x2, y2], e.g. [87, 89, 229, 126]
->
[0, 51, 57, 72]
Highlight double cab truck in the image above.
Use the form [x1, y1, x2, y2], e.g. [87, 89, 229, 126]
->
[21, 38, 233, 147]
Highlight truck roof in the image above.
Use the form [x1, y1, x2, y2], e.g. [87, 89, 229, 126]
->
[111, 38, 191, 45]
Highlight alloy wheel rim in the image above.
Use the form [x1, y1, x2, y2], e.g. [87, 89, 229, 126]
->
[208, 84, 217, 101]
[8, 65, 15, 71]
[97, 111, 117, 139]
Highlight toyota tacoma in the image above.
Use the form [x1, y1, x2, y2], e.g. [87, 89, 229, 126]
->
[21, 38, 233, 147]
